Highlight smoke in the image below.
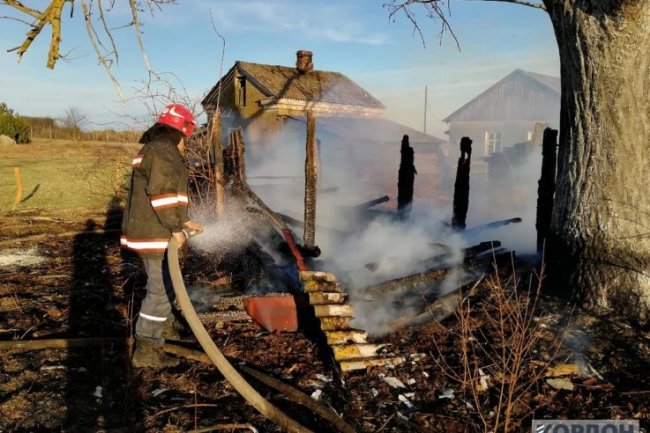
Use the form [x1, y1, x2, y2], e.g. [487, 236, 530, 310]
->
[238, 121, 474, 336]
[192, 85, 548, 336]
[463, 148, 542, 256]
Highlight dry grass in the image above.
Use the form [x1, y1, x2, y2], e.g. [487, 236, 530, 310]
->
[0, 138, 139, 213]
[432, 261, 566, 432]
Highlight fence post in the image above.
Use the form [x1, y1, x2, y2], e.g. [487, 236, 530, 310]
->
[14, 167, 23, 208]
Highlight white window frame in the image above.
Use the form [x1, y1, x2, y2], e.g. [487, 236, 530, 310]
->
[484, 131, 502, 155]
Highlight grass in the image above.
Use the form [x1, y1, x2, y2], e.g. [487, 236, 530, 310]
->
[0, 138, 139, 214]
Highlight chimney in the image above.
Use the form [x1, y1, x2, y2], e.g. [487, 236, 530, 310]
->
[296, 50, 313, 74]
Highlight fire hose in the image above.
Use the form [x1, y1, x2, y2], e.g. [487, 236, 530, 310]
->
[167, 237, 313, 433]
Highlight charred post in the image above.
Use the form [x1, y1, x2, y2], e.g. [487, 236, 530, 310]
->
[536, 128, 558, 254]
[224, 130, 235, 180]
[304, 111, 318, 248]
[235, 128, 247, 184]
[397, 134, 416, 219]
[452, 137, 472, 230]
[210, 109, 225, 218]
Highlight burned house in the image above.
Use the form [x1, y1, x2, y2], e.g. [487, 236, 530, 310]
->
[443, 69, 560, 173]
[201, 51, 445, 206]
[201, 51, 385, 143]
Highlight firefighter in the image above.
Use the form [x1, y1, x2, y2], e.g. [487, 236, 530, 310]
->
[121, 103, 203, 368]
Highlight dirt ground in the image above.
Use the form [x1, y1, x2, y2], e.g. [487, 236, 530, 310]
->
[1, 208, 649, 433]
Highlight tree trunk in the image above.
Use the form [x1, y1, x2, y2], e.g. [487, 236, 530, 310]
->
[545, 1, 650, 324]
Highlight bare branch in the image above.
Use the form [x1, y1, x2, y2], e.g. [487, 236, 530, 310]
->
[2, 0, 40, 18]
[209, 10, 226, 110]
[80, 0, 125, 102]
[384, 0, 460, 50]
[97, 0, 119, 65]
[0, 14, 36, 26]
[464, 0, 546, 10]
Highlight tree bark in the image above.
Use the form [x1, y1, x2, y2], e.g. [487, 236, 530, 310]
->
[544, 0, 650, 324]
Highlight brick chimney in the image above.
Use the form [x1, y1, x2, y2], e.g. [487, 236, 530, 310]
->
[296, 50, 313, 74]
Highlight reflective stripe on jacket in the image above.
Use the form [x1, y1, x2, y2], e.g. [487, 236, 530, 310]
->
[121, 136, 189, 258]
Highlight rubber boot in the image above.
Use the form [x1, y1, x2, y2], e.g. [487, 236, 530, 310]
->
[131, 337, 180, 369]
[162, 316, 195, 343]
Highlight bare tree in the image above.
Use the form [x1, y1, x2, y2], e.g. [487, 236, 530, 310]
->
[58, 106, 89, 140]
[1, 0, 178, 102]
[388, 0, 650, 325]
[61, 107, 89, 131]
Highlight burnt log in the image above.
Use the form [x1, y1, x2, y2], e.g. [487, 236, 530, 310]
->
[536, 128, 558, 254]
[362, 267, 451, 295]
[355, 195, 390, 209]
[388, 276, 484, 330]
[304, 110, 318, 248]
[464, 217, 522, 235]
[452, 137, 472, 230]
[397, 135, 416, 219]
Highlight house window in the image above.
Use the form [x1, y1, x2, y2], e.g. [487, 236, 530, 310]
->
[237, 76, 247, 107]
[527, 130, 534, 141]
[484, 131, 502, 154]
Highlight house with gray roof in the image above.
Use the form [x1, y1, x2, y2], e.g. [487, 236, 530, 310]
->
[201, 51, 447, 205]
[443, 69, 560, 170]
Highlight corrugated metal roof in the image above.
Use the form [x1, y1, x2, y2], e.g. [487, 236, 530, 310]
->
[443, 69, 560, 122]
[202, 61, 384, 109]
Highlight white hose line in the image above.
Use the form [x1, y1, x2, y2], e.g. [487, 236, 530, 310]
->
[167, 238, 314, 433]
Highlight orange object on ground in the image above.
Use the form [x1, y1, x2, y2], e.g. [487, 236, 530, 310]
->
[243, 294, 299, 333]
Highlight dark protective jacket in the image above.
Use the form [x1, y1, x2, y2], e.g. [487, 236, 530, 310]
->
[121, 135, 189, 258]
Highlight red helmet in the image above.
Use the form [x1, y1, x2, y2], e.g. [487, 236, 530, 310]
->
[157, 103, 196, 137]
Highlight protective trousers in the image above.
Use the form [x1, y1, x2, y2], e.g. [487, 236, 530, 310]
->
[135, 256, 174, 345]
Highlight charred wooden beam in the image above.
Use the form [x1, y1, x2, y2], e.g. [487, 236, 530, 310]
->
[275, 211, 346, 237]
[304, 110, 318, 248]
[452, 137, 472, 230]
[388, 276, 484, 331]
[211, 110, 225, 218]
[536, 128, 558, 254]
[226, 128, 247, 184]
[354, 195, 390, 209]
[465, 218, 522, 235]
[466, 240, 502, 256]
[397, 135, 416, 220]
[418, 240, 503, 269]
[361, 267, 451, 295]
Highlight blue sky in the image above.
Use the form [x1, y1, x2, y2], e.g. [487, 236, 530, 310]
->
[0, 0, 558, 138]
